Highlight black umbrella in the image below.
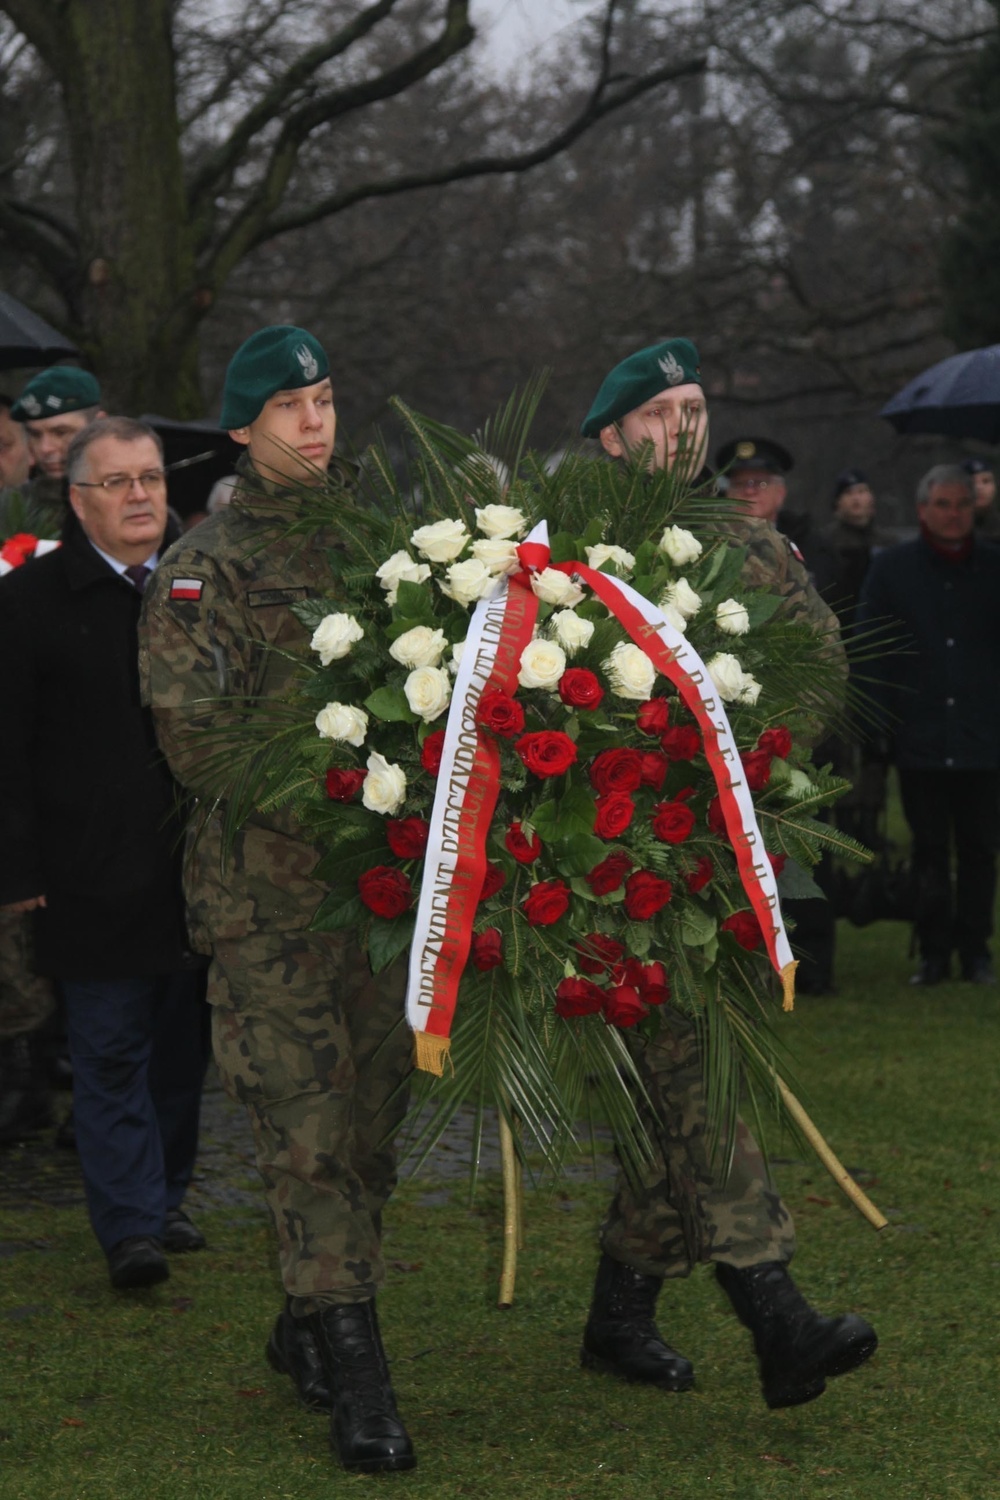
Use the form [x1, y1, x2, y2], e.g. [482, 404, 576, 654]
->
[141, 413, 240, 518]
[0, 291, 79, 370]
[880, 344, 1000, 444]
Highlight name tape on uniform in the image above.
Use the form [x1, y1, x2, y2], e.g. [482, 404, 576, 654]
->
[170, 578, 204, 601]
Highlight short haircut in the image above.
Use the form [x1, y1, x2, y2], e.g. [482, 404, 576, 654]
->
[66, 416, 163, 485]
[916, 464, 972, 506]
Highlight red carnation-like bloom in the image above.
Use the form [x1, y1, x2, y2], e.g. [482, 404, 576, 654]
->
[768, 851, 787, 877]
[0, 532, 37, 568]
[505, 822, 543, 864]
[554, 976, 605, 1018]
[603, 984, 647, 1029]
[636, 697, 670, 736]
[594, 791, 635, 840]
[421, 730, 446, 776]
[470, 928, 504, 971]
[589, 748, 644, 795]
[358, 865, 413, 919]
[558, 668, 604, 711]
[623, 870, 673, 920]
[522, 879, 571, 926]
[708, 796, 729, 840]
[477, 688, 525, 739]
[661, 725, 701, 761]
[585, 852, 634, 896]
[758, 725, 792, 760]
[639, 751, 669, 791]
[741, 749, 773, 792]
[575, 933, 625, 975]
[385, 816, 429, 859]
[685, 855, 714, 894]
[479, 862, 507, 902]
[721, 909, 763, 950]
[325, 767, 366, 802]
[651, 800, 696, 844]
[516, 730, 578, 778]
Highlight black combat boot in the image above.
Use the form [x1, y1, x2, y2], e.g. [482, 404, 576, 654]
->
[266, 1299, 332, 1412]
[580, 1252, 694, 1390]
[716, 1260, 878, 1409]
[307, 1300, 416, 1473]
[0, 1034, 52, 1146]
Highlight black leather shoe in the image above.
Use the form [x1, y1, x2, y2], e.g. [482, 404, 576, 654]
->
[580, 1253, 694, 1391]
[307, 1301, 416, 1473]
[107, 1236, 169, 1290]
[910, 958, 950, 986]
[716, 1261, 877, 1409]
[961, 957, 996, 984]
[163, 1208, 207, 1252]
[266, 1300, 332, 1411]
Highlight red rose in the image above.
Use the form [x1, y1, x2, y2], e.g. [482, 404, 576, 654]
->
[639, 751, 669, 791]
[636, 698, 671, 736]
[358, 865, 413, 919]
[623, 870, 673, 920]
[575, 933, 626, 975]
[385, 816, 429, 859]
[651, 800, 696, 844]
[522, 879, 571, 926]
[758, 726, 792, 760]
[470, 928, 504, 971]
[721, 909, 763, 950]
[741, 749, 773, 792]
[685, 855, 714, 894]
[516, 730, 578, 778]
[634, 960, 670, 1006]
[603, 985, 647, 1028]
[555, 976, 606, 1018]
[708, 796, 729, 840]
[421, 730, 446, 776]
[0, 532, 37, 567]
[479, 862, 507, 902]
[558, 668, 604, 711]
[505, 822, 542, 864]
[594, 791, 635, 840]
[477, 688, 525, 739]
[768, 851, 787, 877]
[326, 767, 366, 802]
[589, 748, 644, 794]
[585, 852, 634, 896]
[661, 725, 701, 761]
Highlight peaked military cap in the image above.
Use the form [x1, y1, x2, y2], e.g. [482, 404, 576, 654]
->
[581, 338, 702, 438]
[11, 367, 101, 423]
[715, 436, 793, 474]
[220, 325, 331, 430]
[833, 467, 870, 497]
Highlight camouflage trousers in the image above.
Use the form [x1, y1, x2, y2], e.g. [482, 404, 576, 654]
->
[601, 1007, 795, 1278]
[0, 909, 55, 1041]
[208, 930, 411, 1313]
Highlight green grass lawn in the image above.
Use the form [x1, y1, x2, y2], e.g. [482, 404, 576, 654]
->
[2, 914, 998, 1500]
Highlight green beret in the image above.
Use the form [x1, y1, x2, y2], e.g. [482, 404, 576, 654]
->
[220, 325, 331, 429]
[11, 367, 101, 422]
[581, 338, 701, 438]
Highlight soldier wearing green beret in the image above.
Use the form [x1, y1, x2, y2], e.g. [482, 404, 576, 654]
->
[577, 340, 875, 1411]
[138, 327, 416, 1475]
[1, 368, 105, 541]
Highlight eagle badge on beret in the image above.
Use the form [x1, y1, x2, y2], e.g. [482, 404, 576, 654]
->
[736, 440, 756, 459]
[20, 394, 41, 417]
[295, 343, 319, 381]
[658, 351, 685, 386]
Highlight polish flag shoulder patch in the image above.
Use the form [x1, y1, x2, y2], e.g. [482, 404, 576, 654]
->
[170, 577, 204, 601]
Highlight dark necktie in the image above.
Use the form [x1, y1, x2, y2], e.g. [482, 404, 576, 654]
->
[124, 564, 151, 594]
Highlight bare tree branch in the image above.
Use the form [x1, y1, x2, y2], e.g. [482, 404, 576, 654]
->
[0, 196, 76, 302]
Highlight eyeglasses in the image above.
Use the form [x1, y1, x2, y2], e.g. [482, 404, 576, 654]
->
[74, 470, 167, 498]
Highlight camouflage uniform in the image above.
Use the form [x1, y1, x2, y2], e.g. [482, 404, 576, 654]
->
[0, 910, 54, 1041]
[138, 465, 412, 1313]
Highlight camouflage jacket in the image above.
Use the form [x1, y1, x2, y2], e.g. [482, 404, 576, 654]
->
[138, 463, 349, 949]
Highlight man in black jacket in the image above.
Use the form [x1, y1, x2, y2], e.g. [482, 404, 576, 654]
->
[0, 416, 209, 1287]
[858, 463, 1000, 985]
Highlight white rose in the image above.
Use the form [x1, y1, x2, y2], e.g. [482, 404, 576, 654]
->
[657, 600, 689, 634]
[404, 665, 452, 722]
[532, 567, 585, 607]
[585, 543, 635, 576]
[783, 767, 816, 801]
[410, 518, 470, 563]
[440, 557, 495, 606]
[471, 537, 520, 574]
[663, 577, 702, 620]
[518, 638, 567, 690]
[706, 652, 748, 702]
[362, 751, 407, 815]
[550, 609, 595, 655]
[375, 550, 431, 605]
[739, 673, 762, 705]
[310, 612, 364, 665]
[448, 639, 465, 676]
[716, 598, 750, 635]
[388, 624, 448, 669]
[658, 525, 703, 566]
[475, 503, 527, 539]
[315, 702, 369, 746]
[603, 641, 656, 700]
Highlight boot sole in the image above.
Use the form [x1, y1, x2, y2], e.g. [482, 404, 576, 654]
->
[763, 1328, 879, 1409]
[110, 1261, 169, 1291]
[265, 1333, 332, 1412]
[340, 1452, 418, 1474]
[580, 1346, 695, 1392]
